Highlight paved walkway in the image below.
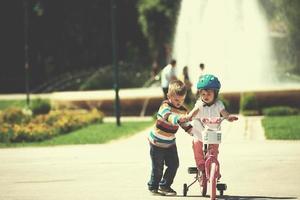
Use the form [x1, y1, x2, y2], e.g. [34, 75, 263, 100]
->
[0, 116, 299, 200]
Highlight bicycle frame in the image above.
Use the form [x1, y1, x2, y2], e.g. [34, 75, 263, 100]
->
[183, 117, 227, 199]
[204, 143, 220, 200]
[201, 118, 224, 200]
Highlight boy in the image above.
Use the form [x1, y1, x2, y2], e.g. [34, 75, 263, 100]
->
[148, 80, 192, 196]
[187, 74, 238, 173]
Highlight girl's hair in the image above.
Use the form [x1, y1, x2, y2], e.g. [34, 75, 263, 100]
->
[168, 80, 187, 96]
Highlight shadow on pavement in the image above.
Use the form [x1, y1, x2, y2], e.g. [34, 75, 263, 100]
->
[173, 195, 297, 199]
[220, 195, 298, 200]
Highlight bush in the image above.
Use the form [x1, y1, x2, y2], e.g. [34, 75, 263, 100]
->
[263, 106, 299, 116]
[219, 95, 230, 111]
[79, 64, 150, 90]
[241, 110, 260, 116]
[0, 109, 104, 143]
[0, 123, 14, 143]
[31, 98, 51, 115]
[1, 108, 26, 124]
[240, 92, 259, 116]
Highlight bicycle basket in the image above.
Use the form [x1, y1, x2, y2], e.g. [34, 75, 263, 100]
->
[202, 129, 222, 144]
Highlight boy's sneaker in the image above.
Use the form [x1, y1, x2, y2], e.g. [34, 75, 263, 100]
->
[149, 189, 165, 196]
[159, 186, 177, 196]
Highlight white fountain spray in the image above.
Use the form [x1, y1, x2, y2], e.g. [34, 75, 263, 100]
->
[173, 0, 276, 92]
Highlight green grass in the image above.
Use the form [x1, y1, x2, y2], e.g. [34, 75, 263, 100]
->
[0, 100, 26, 110]
[262, 115, 300, 140]
[0, 121, 153, 148]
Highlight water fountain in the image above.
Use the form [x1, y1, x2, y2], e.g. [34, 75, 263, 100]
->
[171, 0, 299, 112]
[173, 0, 277, 92]
[50, 0, 299, 116]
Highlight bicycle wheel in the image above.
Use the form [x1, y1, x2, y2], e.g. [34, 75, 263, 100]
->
[209, 163, 217, 200]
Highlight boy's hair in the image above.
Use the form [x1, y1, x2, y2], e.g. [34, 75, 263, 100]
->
[168, 80, 187, 96]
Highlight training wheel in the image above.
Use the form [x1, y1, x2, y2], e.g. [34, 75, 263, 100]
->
[217, 183, 227, 196]
[183, 183, 188, 196]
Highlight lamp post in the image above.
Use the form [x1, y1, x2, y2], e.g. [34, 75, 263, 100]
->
[111, 0, 121, 126]
[24, 0, 30, 107]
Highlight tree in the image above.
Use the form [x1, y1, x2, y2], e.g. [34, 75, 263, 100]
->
[261, 0, 300, 74]
[137, 0, 180, 66]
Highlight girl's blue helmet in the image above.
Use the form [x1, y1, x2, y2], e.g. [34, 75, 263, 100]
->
[197, 74, 221, 90]
[197, 74, 221, 104]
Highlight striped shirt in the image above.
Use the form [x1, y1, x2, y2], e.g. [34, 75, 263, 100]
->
[148, 100, 192, 148]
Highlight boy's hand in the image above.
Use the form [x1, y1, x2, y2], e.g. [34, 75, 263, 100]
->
[186, 128, 193, 136]
[185, 113, 193, 121]
[186, 107, 200, 121]
[227, 115, 238, 122]
[178, 116, 189, 123]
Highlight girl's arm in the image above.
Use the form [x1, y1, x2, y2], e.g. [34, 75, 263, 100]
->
[186, 106, 199, 121]
[186, 99, 205, 121]
[220, 109, 238, 122]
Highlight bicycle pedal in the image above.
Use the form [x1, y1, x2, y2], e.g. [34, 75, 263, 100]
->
[188, 167, 198, 174]
[216, 183, 227, 190]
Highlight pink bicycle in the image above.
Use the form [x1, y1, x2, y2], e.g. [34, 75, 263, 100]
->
[183, 117, 228, 199]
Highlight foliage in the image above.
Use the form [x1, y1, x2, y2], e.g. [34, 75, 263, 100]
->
[137, 0, 181, 64]
[0, 109, 104, 143]
[218, 95, 230, 111]
[263, 106, 299, 116]
[0, 108, 27, 124]
[263, 0, 300, 37]
[79, 64, 151, 90]
[262, 116, 300, 140]
[260, 0, 300, 74]
[3, 1, 300, 93]
[31, 98, 51, 115]
[241, 110, 260, 116]
[240, 92, 259, 116]
[1, 0, 149, 93]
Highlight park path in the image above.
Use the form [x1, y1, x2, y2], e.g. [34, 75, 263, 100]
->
[0, 116, 300, 200]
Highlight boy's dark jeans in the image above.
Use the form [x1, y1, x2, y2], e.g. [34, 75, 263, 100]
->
[148, 143, 179, 190]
